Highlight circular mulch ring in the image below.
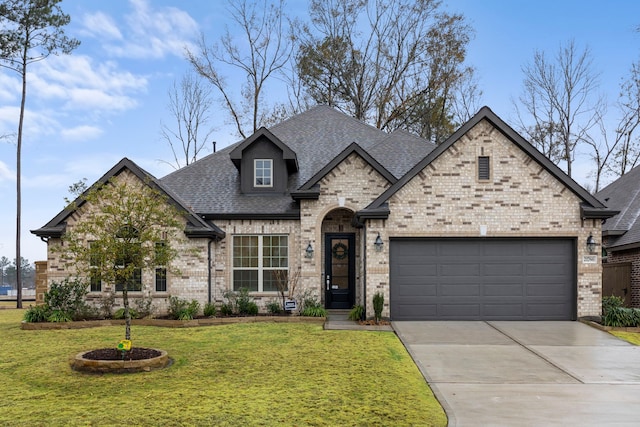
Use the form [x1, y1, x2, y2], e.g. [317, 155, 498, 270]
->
[71, 347, 170, 374]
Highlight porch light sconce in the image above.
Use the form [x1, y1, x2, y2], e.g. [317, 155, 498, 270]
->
[305, 242, 314, 258]
[374, 233, 384, 252]
[586, 233, 596, 254]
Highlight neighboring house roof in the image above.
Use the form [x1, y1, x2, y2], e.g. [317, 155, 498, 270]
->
[357, 106, 617, 222]
[160, 105, 435, 218]
[31, 158, 224, 239]
[596, 164, 640, 251]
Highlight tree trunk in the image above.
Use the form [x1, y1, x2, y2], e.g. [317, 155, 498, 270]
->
[15, 49, 28, 309]
[123, 287, 131, 341]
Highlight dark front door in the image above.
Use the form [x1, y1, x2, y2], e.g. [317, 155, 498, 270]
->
[325, 233, 355, 309]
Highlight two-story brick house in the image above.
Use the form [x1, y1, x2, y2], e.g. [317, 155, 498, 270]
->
[32, 106, 616, 320]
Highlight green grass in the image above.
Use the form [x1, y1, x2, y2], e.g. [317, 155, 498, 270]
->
[610, 330, 640, 345]
[0, 310, 446, 426]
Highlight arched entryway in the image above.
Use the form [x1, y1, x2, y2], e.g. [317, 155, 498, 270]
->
[321, 208, 359, 309]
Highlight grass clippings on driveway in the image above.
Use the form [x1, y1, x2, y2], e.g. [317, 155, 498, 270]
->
[0, 309, 446, 426]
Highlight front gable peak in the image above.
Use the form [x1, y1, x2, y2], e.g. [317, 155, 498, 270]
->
[229, 127, 298, 173]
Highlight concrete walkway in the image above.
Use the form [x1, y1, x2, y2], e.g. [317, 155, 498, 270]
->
[393, 321, 640, 426]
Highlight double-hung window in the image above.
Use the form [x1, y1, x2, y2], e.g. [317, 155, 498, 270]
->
[89, 242, 101, 292]
[155, 242, 167, 292]
[233, 235, 288, 292]
[254, 159, 273, 187]
[114, 225, 142, 292]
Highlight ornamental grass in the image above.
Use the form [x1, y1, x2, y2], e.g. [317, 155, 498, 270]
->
[0, 309, 446, 426]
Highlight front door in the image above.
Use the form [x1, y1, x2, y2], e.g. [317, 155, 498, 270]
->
[325, 233, 355, 309]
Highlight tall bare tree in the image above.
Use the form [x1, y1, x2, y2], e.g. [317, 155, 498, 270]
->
[609, 61, 640, 177]
[161, 72, 215, 169]
[186, 0, 294, 139]
[0, 0, 79, 308]
[515, 39, 601, 178]
[296, 0, 475, 144]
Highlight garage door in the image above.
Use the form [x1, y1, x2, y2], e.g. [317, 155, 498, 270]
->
[390, 238, 576, 320]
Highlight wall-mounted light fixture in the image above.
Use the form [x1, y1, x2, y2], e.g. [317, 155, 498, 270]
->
[305, 242, 314, 258]
[374, 233, 384, 252]
[586, 233, 596, 253]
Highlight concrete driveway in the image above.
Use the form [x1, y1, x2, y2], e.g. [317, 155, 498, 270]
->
[393, 321, 640, 426]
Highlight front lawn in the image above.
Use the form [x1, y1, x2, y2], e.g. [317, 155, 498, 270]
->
[611, 330, 640, 345]
[0, 309, 446, 426]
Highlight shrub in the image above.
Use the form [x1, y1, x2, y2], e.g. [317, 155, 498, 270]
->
[114, 307, 140, 320]
[603, 306, 640, 328]
[220, 303, 234, 316]
[348, 305, 364, 321]
[223, 288, 259, 315]
[168, 296, 200, 320]
[23, 305, 50, 323]
[244, 301, 259, 315]
[266, 300, 282, 314]
[47, 309, 73, 323]
[133, 294, 155, 318]
[300, 294, 327, 317]
[602, 295, 625, 316]
[98, 291, 116, 318]
[301, 305, 327, 317]
[45, 278, 89, 320]
[373, 292, 384, 322]
[203, 302, 217, 317]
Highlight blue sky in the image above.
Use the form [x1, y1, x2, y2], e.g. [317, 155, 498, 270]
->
[1, 0, 639, 264]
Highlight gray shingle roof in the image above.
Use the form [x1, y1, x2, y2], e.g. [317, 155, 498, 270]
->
[596, 165, 640, 249]
[31, 158, 224, 239]
[160, 105, 434, 217]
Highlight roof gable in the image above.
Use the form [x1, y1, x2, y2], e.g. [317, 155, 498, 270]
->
[31, 158, 224, 239]
[229, 127, 298, 173]
[596, 164, 640, 249]
[360, 106, 615, 219]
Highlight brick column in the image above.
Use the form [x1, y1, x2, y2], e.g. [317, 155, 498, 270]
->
[34, 261, 48, 306]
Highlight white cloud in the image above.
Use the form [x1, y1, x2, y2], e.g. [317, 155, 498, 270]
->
[100, 0, 199, 59]
[60, 125, 103, 142]
[80, 11, 123, 41]
[30, 55, 148, 112]
[0, 160, 14, 184]
[0, 73, 20, 103]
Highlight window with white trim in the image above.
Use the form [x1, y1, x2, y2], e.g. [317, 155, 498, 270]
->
[233, 235, 288, 292]
[254, 159, 273, 187]
[89, 242, 101, 292]
[155, 242, 167, 292]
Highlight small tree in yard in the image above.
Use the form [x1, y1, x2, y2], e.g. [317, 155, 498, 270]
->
[61, 177, 184, 341]
[273, 268, 300, 312]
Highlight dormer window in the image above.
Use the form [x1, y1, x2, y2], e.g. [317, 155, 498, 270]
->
[255, 159, 273, 187]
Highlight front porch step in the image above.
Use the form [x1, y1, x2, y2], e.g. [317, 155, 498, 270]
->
[326, 309, 351, 320]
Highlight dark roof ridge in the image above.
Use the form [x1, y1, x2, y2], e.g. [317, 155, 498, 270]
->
[269, 104, 386, 138]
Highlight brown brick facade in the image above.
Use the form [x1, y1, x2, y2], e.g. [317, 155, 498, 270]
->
[40, 120, 603, 319]
[365, 120, 601, 318]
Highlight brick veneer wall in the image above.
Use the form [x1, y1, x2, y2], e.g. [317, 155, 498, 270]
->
[365, 119, 602, 319]
[299, 153, 392, 306]
[44, 170, 209, 316]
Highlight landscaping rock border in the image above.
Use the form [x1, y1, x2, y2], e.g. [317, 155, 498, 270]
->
[22, 316, 326, 330]
[71, 348, 170, 374]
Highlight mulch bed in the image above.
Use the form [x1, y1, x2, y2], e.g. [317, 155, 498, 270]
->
[82, 347, 161, 361]
[358, 319, 391, 326]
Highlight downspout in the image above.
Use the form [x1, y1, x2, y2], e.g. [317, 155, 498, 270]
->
[362, 225, 367, 319]
[207, 238, 214, 304]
